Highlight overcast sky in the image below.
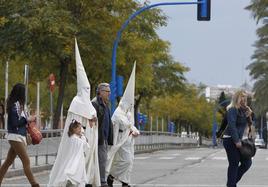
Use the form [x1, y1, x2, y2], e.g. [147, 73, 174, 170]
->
[139, 0, 259, 87]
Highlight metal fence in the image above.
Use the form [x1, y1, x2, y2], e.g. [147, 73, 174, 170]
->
[0, 129, 202, 169]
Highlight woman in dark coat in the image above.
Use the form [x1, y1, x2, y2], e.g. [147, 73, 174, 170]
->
[0, 83, 39, 187]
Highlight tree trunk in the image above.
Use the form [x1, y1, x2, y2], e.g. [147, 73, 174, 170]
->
[53, 58, 70, 129]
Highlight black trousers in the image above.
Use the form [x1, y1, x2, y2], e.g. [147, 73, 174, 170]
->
[223, 138, 252, 187]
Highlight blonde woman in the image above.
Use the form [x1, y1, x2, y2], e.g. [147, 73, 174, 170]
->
[223, 90, 252, 187]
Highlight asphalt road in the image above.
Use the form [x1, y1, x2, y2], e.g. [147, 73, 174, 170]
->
[2, 147, 268, 187]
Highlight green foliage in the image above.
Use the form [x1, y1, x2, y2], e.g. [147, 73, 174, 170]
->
[0, 0, 190, 128]
[149, 85, 214, 134]
[0, 1, 210, 133]
[246, 0, 268, 115]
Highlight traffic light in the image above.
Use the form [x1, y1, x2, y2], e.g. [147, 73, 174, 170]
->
[197, 0, 211, 21]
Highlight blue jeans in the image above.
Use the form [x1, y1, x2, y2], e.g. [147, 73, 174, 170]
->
[223, 138, 252, 187]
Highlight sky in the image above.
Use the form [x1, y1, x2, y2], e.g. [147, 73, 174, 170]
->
[139, 0, 259, 87]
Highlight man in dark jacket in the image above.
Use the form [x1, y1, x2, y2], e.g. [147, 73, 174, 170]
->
[92, 83, 113, 187]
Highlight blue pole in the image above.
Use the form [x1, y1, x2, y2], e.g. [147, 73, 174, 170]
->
[212, 99, 230, 146]
[111, 1, 204, 113]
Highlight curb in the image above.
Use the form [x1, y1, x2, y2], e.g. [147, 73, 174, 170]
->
[5, 165, 52, 178]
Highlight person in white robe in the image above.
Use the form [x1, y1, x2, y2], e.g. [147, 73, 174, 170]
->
[106, 63, 140, 187]
[48, 39, 100, 187]
[65, 120, 89, 187]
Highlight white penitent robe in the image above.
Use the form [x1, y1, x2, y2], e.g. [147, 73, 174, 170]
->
[84, 119, 100, 187]
[106, 109, 139, 184]
[48, 112, 100, 187]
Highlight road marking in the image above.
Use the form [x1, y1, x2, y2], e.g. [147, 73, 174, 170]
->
[135, 156, 150, 160]
[211, 156, 227, 160]
[158, 157, 175, 160]
[266, 157, 268, 161]
[185, 157, 201, 160]
[171, 153, 180, 156]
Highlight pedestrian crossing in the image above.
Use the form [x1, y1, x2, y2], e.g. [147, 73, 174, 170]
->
[134, 156, 150, 160]
[211, 156, 227, 160]
[184, 157, 201, 160]
[158, 157, 176, 160]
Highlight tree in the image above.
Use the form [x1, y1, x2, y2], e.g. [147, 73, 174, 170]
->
[246, 0, 268, 116]
[1, 0, 186, 128]
[149, 85, 214, 135]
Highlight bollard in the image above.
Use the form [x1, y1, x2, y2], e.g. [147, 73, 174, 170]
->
[46, 132, 49, 164]
[35, 155, 38, 166]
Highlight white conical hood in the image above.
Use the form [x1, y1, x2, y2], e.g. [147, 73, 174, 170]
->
[120, 62, 136, 109]
[113, 62, 136, 125]
[75, 38, 90, 91]
[68, 38, 96, 119]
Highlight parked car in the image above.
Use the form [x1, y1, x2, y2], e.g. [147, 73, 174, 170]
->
[255, 138, 265, 148]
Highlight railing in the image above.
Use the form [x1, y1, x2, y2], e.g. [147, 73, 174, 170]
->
[0, 129, 201, 169]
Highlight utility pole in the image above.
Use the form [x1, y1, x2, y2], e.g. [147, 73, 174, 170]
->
[4, 61, 9, 130]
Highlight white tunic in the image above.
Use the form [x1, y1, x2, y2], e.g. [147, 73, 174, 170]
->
[48, 112, 100, 187]
[106, 109, 139, 184]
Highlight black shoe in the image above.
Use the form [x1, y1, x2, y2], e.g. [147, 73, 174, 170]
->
[107, 175, 114, 187]
[85, 184, 92, 187]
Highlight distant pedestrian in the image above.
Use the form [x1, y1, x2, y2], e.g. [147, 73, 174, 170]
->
[106, 63, 139, 187]
[223, 90, 253, 187]
[0, 83, 40, 187]
[92, 83, 114, 187]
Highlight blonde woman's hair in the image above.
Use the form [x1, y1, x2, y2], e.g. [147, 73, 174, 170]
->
[227, 90, 246, 110]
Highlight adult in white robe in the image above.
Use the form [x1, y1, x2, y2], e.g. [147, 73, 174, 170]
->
[48, 39, 100, 187]
[106, 63, 139, 186]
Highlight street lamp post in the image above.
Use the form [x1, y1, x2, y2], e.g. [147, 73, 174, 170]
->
[4, 61, 9, 130]
[110, 0, 210, 113]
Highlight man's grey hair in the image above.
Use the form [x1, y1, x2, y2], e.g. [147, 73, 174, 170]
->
[96, 83, 110, 94]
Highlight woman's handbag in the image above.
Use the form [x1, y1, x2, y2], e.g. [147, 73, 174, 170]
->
[240, 138, 256, 159]
[27, 121, 42, 145]
[239, 127, 256, 159]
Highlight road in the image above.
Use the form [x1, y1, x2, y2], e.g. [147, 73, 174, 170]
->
[2, 147, 268, 187]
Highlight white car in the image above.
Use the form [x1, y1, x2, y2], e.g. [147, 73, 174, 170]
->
[255, 138, 265, 148]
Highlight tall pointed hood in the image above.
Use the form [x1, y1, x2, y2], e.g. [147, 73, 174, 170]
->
[119, 62, 136, 109]
[114, 62, 136, 125]
[68, 38, 96, 119]
[75, 38, 90, 92]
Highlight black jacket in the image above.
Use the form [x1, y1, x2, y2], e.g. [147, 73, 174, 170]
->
[92, 96, 113, 145]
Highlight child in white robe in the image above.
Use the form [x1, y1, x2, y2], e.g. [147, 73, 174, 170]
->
[58, 120, 89, 187]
